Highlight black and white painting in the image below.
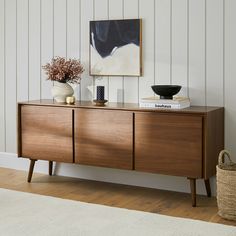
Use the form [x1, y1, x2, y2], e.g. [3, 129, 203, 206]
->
[90, 19, 142, 76]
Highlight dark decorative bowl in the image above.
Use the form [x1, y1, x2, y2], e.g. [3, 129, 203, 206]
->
[151, 85, 182, 99]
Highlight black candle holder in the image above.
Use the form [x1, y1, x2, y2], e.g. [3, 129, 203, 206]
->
[96, 86, 105, 100]
[93, 86, 108, 106]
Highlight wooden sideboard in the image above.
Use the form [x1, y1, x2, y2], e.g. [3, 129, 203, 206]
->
[17, 100, 224, 206]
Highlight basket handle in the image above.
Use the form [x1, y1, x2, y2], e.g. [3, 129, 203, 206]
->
[218, 150, 234, 166]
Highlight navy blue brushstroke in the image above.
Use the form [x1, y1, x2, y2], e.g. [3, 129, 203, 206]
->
[90, 19, 140, 58]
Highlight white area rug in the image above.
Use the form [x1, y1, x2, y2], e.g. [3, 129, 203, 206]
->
[0, 188, 235, 236]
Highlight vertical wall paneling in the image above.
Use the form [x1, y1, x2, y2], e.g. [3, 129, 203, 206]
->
[67, 0, 80, 59]
[94, 0, 109, 100]
[108, 0, 124, 102]
[1, 0, 236, 191]
[206, 0, 224, 106]
[171, 0, 188, 97]
[54, 0, 67, 57]
[155, 0, 171, 86]
[67, 0, 81, 100]
[139, 0, 155, 99]
[17, 0, 28, 102]
[80, 0, 94, 101]
[188, 0, 205, 105]
[28, 0, 41, 100]
[123, 0, 139, 103]
[225, 0, 236, 160]
[41, 0, 53, 99]
[0, 0, 5, 151]
[5, 0, 17, 153]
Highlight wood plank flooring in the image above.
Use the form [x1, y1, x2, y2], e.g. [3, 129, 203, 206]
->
[0, 167, 235, 226]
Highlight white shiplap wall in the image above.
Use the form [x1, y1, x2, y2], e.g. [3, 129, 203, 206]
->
[1, 0, 236, 195]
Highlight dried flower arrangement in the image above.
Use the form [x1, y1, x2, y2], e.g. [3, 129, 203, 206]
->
[42, 57, 84, 83]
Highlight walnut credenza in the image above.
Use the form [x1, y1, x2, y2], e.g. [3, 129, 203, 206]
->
[17, 100, 224, 206]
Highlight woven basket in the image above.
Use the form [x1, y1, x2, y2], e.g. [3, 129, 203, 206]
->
[216, 150, 236, 221]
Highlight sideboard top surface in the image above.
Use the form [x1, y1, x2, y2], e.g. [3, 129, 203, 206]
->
[18, 99, 223, 114]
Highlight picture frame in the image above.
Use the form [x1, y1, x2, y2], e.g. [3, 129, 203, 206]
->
[89, 19, 142, 77]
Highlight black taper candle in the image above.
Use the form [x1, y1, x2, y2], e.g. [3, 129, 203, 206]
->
[96, 86, 105, 100]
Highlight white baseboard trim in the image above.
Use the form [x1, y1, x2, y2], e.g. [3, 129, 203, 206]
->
[0, 152, 216, 196]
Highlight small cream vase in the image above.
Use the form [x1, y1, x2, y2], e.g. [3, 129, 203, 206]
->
[51, 81, 74, 103]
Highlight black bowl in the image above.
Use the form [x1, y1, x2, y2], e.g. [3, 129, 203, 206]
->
[151, 85, 181, 99]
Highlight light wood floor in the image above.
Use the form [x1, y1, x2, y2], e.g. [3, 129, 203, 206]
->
[0, 167, 235, 227]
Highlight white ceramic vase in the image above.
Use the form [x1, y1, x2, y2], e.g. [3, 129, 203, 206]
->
[51, 81, 74, 103]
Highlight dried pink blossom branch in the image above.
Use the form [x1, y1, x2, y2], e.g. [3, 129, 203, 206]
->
[42, 57, 84, 84]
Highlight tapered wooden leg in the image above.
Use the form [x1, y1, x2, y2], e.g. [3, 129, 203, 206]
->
[49, 161, 53, 176]
[204, 179, 211, 197]
[28, 159, 36, 183]
[188, 178, 196, 207]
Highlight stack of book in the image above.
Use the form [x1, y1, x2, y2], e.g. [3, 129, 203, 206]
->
[139, 96, 190, 109]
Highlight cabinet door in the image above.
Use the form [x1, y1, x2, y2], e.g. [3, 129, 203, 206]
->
[75, 109, 133, 170]
[20, 105, 73, 162]
[135, 113, 203, 178]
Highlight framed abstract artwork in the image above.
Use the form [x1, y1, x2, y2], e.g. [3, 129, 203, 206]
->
[89, 19, 142, 76]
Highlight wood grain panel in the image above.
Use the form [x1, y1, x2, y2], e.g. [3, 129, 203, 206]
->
[18, 100, 223, 114]
[204, 107, 224, 178]
[20, 105, 73, 163]
[75, 109, 133, 170]
[135, 112, 203, 178]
